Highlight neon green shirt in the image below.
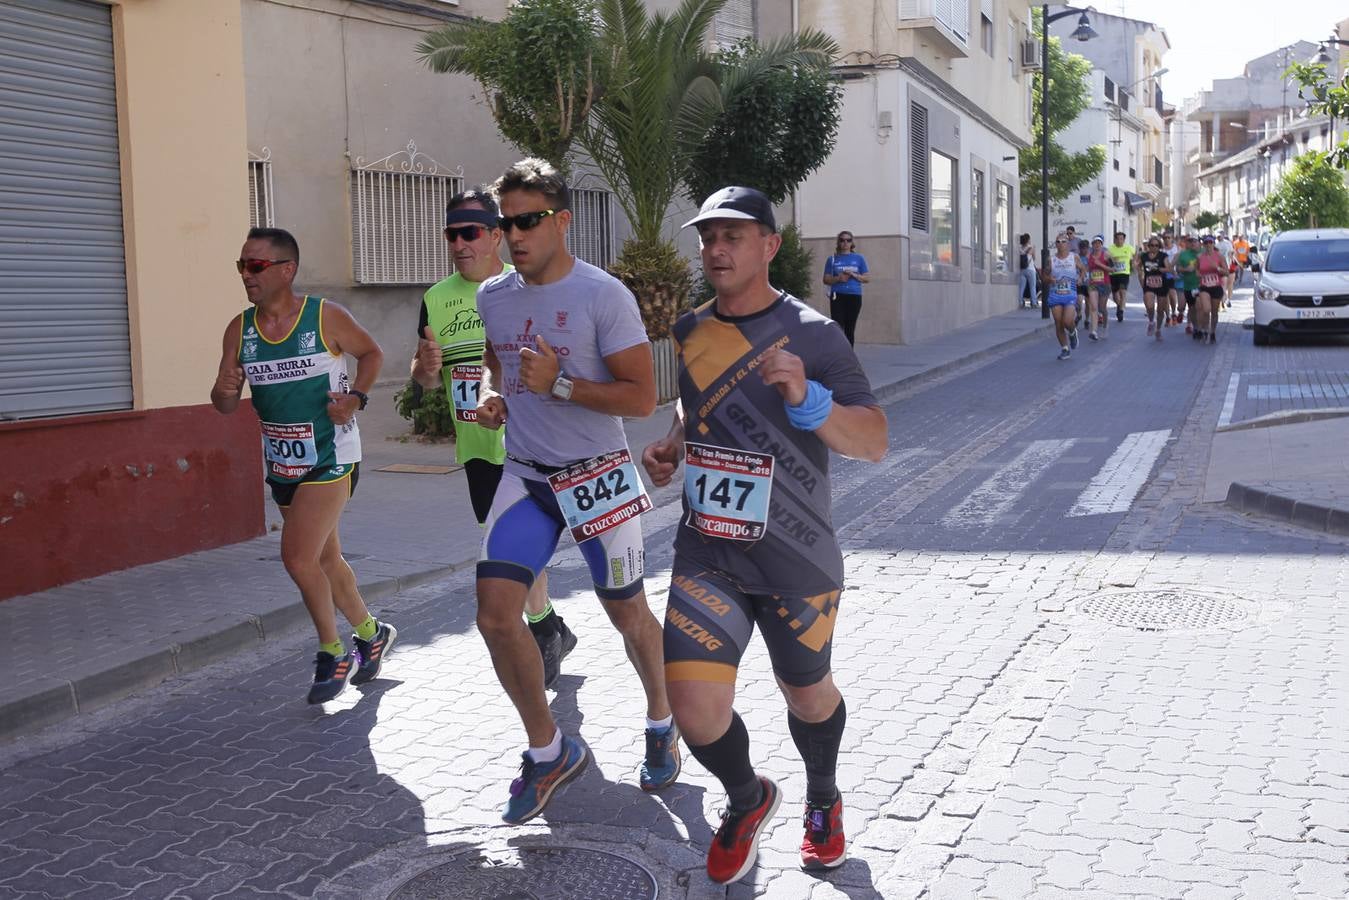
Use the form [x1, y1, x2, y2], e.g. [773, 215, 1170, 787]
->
[421, 267, 512, 466]
[1107, 243, 1135, 275]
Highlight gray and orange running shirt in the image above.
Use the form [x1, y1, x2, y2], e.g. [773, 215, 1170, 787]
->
[672, 293, 877, 595]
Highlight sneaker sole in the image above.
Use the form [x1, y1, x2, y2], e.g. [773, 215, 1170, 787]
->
[802, 847, 848, 871]
[351, 624, 398, 686]
[712, 781, 782, 885]
[503, 745, 589, 825]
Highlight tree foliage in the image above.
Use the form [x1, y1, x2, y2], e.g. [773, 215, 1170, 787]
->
[1192, 210, 1222, 231]
[1019, 21, 1106, 208]
[1288, 61, 1349, 169]
[416, 0, 600, 171]
[682, 39, 841, 206]
[1259, 151, 1349, 231]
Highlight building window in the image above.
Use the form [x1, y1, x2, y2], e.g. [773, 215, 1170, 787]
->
[980, 14, 994, 54]
[570, 187, 617, 270]
[350, 142, 463, 285]
[248, 149, 275, 228]
[971, 167, 986, 268]
[713, 0, 755, 48]
[910, 102, 930, 232]
[931, 149, 958, 265]
[995, 180, 1013, 273]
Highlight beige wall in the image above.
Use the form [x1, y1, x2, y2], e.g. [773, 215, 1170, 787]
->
[111, 0, 249, 411]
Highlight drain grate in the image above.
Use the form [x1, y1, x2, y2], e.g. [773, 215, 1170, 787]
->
[389, 845, 658, 899]
[1077, 590, 1250, 631]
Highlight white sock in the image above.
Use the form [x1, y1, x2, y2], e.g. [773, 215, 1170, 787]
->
[647, 715, 673, 731]
[527, 728, 562, 763]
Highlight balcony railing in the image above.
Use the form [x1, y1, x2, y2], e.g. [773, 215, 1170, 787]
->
[897, 0, 970, 54]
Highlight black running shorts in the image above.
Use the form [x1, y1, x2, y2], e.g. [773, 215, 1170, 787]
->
[663, 563, 839, 688]
[268, 462, 359, 508]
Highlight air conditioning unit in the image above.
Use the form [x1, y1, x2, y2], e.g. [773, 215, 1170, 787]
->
[1020, 39, 1040, 70]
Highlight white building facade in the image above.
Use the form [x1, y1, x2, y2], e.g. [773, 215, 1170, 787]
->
[794, 0, 1035, 344]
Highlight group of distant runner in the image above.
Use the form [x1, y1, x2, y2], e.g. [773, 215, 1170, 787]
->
[208, 159, 889, 885]
[1036, 225, 1254, 360]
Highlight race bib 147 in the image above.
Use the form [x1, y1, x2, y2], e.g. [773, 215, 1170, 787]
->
[684, 443, 774, 542]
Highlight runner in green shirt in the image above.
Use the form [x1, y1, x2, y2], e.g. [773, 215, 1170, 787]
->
[1174, 236, 1201, 335]
[212, 227, 396, 704]
[410, 189, 575, 687]
[1107, 231, 1135, 323]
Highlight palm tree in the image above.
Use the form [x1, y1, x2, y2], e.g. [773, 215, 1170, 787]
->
[581, 0, 834, 339]
[416, 0, 600, 173]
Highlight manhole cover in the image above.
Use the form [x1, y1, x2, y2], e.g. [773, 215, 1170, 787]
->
[389, 845, 658, 899]
[1077, 590, 1249, 631]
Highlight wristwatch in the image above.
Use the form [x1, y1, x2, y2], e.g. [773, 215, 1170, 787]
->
[347, 389, 369, 410]
[550, 373, 574, 401]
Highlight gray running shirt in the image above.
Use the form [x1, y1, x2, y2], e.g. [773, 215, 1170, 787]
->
[479, 258, 649, 473]
[672, 293, 878, 594]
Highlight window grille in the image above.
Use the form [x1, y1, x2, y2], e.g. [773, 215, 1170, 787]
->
[570, 188, 617, 270]
[350, 141, 463, 285]
[971, 167, 986, 265]
[248, 148, 275, 228]
[713, 0, 755, 48]
[910, 102, 930, 232]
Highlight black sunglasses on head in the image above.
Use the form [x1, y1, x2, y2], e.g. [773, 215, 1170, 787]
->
[497, 209, 558, 232]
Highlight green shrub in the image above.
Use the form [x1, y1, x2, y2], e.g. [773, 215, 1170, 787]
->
[394, 379, 456, 438]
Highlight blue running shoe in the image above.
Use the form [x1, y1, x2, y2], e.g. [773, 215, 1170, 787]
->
[639, 723, 681, 792]
[306, 651, 356, 704]
[351, 621, 397, 685]
[502, 735, 588, 824]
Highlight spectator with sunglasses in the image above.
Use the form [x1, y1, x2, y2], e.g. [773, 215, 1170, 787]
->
[822, 231, 869, 346]
[211, 227, 395, 705]
[410, 189, 576, 690]
[471, 158, 677, 824]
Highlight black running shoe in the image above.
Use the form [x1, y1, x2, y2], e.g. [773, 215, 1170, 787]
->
[1116, 307, 1124, 322]
[539, 617, 578, 690]
[307, 651, 356, 704]
[351, 621, 397, 685]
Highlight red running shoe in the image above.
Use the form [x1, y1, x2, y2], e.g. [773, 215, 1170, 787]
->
[707, 777, 780, 884]
[800, 794, 847, 870]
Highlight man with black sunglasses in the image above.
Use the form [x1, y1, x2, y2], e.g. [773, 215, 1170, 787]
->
[471, 158, 677, 824]
[211, 227, 395, 705]
[410, 189, 577, 690]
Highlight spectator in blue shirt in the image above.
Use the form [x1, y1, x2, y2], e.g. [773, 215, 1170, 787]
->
[822, 231, 870, 346]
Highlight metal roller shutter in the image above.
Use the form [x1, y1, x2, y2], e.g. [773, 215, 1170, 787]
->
[0, 0, 131, 421]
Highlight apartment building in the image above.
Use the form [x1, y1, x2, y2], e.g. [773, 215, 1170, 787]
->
[792, 0, 1034, 344]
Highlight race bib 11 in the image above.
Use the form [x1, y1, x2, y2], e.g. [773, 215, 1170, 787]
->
[449, 364, 482, 423]
[684, 443, 774, 542]
[548, 449, 651, 543]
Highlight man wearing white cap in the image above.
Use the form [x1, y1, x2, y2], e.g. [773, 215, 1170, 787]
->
[642, 186, 889, 885]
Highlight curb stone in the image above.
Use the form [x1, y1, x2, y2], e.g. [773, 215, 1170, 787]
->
[1224, 482, 1349, 537]
[0, 561, 464, 742]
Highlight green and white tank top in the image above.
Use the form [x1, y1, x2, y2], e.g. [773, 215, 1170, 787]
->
[238, 296, 361, 483]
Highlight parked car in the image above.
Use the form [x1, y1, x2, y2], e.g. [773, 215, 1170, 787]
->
[1252, 228, 1349, 345]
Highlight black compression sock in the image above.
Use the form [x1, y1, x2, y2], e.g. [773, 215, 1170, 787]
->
[688, 711, 761, 812]
[526, 605, 559, 636]
[788, 697, 847, 806]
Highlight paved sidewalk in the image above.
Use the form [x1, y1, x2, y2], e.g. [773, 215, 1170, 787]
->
[1, 309, 1052, 741]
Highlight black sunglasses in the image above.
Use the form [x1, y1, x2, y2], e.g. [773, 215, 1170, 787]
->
[497, 209, 558, 232]
[445, 224, 486, 243]
[236, 258, 293, 275]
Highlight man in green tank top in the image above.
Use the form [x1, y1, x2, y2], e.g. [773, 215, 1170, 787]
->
[410, 190, 576, 688]
[211, 227, 396, 705]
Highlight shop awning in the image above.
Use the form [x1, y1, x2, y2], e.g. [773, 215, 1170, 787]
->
[1124, 191, 1154, 211]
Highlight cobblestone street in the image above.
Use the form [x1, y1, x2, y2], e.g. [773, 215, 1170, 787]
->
[3, 299, 1348, 899]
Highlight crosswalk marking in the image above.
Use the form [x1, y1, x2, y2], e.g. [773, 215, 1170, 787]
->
[943, 439, 1076, 527]
[1218, 373, 1240, 428]
[1068, 429, 1171, 517]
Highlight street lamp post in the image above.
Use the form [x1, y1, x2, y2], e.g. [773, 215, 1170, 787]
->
[1038, 4, 1097, 318]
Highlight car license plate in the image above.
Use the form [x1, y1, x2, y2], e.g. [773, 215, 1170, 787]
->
[1295, 308, 1339, 319]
